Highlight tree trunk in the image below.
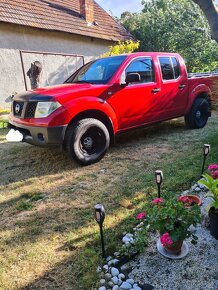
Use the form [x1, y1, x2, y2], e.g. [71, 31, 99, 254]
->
[193, 0, 218, 43]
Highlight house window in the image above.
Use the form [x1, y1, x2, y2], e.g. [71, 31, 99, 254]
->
[125, 58, 154, 84]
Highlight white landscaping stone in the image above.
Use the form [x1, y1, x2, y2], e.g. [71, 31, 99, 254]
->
[103, 265, 109, 272]
[114, 252, 120, 257]
[118, 273, 125, 280]
[198, 183, 205, 189]
[108, 259, 119, 266]
[120, 281, 132, 289]
[122, 236, 131, 243]
[98, 287, 106, 290]
[112, 286, 120, 290]
[126, 233, 134, 238]
[108, 281, 114, 287]
[111, 267, 119, 277]
[105, 273, 112, 281]
[118, 279, 122, 286]
[126, 279, 134, 285]
[99, 279, 106, 286]
[111, 276, 119, 285]
[106, 256, 112, 262]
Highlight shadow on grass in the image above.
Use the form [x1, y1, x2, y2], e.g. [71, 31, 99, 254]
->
[0, 119, 186, 187]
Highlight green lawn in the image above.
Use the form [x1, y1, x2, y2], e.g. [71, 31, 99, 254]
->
[0, 113, 217, 290]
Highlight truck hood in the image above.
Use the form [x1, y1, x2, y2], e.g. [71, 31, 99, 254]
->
[13, 83, 111, 103]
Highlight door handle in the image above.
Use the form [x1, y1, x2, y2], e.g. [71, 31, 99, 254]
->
[152, 88, 161, 93]
[179, 84, 186, 89]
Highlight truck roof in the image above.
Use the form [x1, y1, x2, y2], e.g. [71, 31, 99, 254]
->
[105, 52, 181, 58]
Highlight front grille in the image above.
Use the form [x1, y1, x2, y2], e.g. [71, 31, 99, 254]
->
[13, 101, 24, 117]
[25, 102, 37, 118]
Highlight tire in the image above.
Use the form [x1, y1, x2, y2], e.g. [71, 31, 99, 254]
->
[185, 97, 210, 129]
[65, 118, 110, 165]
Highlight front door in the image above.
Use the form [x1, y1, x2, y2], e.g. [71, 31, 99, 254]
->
[107, 57, 161, 130]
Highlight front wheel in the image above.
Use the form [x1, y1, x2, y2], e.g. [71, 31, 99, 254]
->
[185, 97, 210, 129]
[65, 118, 110, 165]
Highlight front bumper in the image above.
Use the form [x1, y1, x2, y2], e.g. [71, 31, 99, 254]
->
[8, 120, 67, 147]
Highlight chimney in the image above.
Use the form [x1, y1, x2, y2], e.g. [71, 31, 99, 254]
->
[80, 0, 94, 25]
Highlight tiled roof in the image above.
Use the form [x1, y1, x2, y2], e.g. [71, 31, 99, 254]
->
[0, 0, 132, 41]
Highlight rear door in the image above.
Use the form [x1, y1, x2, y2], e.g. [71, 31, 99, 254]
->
[158, 56, 189, 118]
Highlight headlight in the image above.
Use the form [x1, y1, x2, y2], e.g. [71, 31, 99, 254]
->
[34, 101, 62, 118]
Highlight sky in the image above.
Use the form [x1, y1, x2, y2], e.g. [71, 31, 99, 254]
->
[95, 0, 218, 18]
[95, 0, 143, 17]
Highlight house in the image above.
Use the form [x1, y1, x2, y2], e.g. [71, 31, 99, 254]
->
[0, 0, 132, 108]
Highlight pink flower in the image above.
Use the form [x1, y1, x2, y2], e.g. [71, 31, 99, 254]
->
[136, 212, 146, 220]
[160, 232, 173, 247]
[152, 198, 164, 205]
[178, 196, 191, 204]
[208, 164, 218, 171]
[211, 170, 218, 180]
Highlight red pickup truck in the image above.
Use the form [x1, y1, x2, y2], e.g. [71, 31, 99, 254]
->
[8, 52, 218, 165]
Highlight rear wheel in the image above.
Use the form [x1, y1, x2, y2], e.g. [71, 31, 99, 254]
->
[185, 97, 210, 129]
[65, 118, 110, 165]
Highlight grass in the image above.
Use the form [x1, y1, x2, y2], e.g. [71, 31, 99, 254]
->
[0, 113, 217, 290]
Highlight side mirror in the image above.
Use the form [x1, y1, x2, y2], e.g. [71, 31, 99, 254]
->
[125, 73, 141, 85]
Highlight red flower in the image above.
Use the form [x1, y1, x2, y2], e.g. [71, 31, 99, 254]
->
[211, 170, 218, 180]
[208, 164, 218, 179]
[136, 212, 147, 220]
[160, 232, 173, 247]
[152, 198, 164, 205]
[208, 164, 218, 171]
[178, 196, 191, 204]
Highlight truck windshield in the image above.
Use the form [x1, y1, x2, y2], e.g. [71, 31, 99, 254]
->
[66, 55, 127, 84]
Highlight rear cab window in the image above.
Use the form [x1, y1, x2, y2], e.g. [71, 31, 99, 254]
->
[159, 57, 180, 81]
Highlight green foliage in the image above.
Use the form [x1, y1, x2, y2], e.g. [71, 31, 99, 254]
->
[146, 193, 201, 243]
[199, 173, 218, 211]
[119, 225, 148, 256]
[0, 109, 10, 115]
[16, 199, 33, 211]
[120, 0, 218, 72]
[15, 193, 44, 211]
[102, 40, 140, 57]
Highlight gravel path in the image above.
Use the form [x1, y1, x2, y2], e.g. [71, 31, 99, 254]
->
[127, 226, 218, 290]
[127, 191, 218, 290]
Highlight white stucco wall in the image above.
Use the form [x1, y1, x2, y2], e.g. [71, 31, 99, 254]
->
[0, 23, 112, 108]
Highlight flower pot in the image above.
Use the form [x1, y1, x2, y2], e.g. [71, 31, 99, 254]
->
[185, 194, 202, 206]
[209, 208, 218, 240]
[164, 240, 183, 254]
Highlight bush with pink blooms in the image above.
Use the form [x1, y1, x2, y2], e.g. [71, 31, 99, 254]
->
[208, 164, 218, 180]
[146, 193, 201, 245]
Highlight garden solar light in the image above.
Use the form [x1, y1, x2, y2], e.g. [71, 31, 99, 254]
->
[94, 204, 106, 258]
[155, 170, 163, 198]
[201, 144, 210, 174]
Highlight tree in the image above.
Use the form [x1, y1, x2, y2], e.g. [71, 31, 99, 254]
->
[101, 40, 140, 57]
[192, 0, 218, 43]
[121, 0, 218, 72]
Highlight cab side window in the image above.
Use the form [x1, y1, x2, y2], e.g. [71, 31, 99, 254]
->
[125, 58, 154, 84]
[159, 57, 180, 80]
